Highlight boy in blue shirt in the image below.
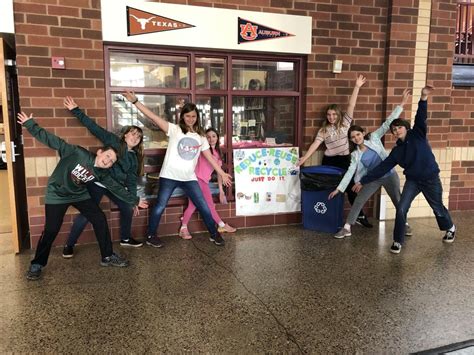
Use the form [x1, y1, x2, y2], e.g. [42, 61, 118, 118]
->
[354, 86, 456, 254]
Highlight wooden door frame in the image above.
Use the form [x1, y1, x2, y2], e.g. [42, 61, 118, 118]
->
[0, 38, 28, 253]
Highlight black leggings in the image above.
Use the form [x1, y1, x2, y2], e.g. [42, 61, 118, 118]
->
[31, 199, 113, 266]
[322, 154, 365, 218]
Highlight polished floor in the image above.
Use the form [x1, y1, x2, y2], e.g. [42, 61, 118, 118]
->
[0, 212, 473, 353]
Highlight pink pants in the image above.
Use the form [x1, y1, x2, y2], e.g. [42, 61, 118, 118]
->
[182, 178, 222, 225]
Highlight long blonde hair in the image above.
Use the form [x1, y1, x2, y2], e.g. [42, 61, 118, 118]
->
[319, 104, 346, 134]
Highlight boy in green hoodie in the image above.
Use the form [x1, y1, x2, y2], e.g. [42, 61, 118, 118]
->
[18, 112, 148, 280]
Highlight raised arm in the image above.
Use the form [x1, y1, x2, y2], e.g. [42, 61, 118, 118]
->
[413, 86, 433, 137]
[346, 74, 367, 118]
[64, 97, 117, 146]
[372, 89, 411, 139]
[201, 149, 232, 187]
[122, 91, 169, 133]
[18, 112, 76, 157]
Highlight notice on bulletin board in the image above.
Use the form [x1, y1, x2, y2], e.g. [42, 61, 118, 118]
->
[233, 147, 301, 216]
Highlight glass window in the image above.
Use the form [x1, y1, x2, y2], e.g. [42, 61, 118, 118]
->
[232, 97, 295, 148]
[106, 46, 303, 203]
[110, 52, 189, 88]
[232, 59, 296, 91]
[195, 96, 226, 143]
[195, 57, 226, 90]
[111, 93, 189, 149]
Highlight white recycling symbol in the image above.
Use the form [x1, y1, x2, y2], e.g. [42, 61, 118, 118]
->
[314, 202, 327, 214]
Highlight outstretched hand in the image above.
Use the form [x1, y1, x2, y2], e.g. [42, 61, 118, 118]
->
[352, 182, 363, 193]
[122, 91, 137, 103]
[221, 173, 232, 187]
[296, 157, 305, 167]
[17, 112, 33, 125]
[400, 89, 411, 107]
[355, 74, 367, 88]
[63, 96, 79, 111]
[328, 189, 340, 200]
[421, 85, 434, 100]
[137, 199, 149, 210]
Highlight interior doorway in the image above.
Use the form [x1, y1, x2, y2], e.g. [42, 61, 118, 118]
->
[0, 35, 29, 253]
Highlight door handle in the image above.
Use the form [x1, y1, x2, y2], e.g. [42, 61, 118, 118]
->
[0, 141, 20, 163]
[1, 141, 6, 163]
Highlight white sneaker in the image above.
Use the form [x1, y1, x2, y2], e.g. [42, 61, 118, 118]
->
[390, 242, 402, 254]
[334, 228, 351, 239]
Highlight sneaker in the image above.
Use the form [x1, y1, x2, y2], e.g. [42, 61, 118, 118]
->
[62, 245, 74, 258]
[390, 242, 402, 254]
[405, 224, 413, 237]
[333, 228, 352, 239]
[178, 226, 193, 240]
[145, 235, 164, 248]
[100, 253, 129, 267]
[443, 229, 456, 243]
[356, 215, 373, 228]
[210, 232, 225, 246]
[120, 237, 143, 248]
[26, 263, 42, 281]
[218, 223, 237, 233]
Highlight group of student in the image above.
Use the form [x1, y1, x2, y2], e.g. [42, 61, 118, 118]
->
[298, 76, 455, 253]
[23, 92, 236, 280]
[22, 75, 456, 281]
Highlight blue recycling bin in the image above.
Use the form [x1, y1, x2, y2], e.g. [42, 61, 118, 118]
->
[300, 165, 345, 233]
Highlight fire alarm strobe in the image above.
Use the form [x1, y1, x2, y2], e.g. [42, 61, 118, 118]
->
[51, 56, 65, 69]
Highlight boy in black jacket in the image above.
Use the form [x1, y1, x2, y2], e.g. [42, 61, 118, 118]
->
[354, 86, 456, 254]
[18, 112, 148, 280]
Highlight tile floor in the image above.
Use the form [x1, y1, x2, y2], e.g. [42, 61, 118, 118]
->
[0, 212, 472, 353]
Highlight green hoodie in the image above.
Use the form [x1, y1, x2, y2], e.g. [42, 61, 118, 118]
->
[70, 107, 138, 197]
[24, 119, 139, 206]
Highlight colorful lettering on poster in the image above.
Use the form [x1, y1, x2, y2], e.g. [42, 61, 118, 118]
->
[234, 148, 298, 174]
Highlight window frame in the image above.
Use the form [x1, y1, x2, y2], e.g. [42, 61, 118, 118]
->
[104, 44, 306, 202]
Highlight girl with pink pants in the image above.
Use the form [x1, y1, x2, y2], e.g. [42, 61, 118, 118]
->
[180, 128, 236, 239]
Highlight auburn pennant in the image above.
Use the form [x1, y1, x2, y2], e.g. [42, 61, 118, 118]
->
[238, 17, 294, 44]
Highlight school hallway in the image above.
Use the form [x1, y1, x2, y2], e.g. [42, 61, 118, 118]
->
[0, 212, 473, 354]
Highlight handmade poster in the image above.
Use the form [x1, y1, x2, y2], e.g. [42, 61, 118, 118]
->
[233, 147, 301, 216]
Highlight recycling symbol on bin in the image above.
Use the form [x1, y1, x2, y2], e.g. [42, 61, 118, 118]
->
[313, 202, 327, 214]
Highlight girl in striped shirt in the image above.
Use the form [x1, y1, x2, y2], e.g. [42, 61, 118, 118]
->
[298, 74, 372, 228]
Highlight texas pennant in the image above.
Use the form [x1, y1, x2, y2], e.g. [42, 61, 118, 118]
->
[238, 17, 294, 44]
[127, 6, 195, 36]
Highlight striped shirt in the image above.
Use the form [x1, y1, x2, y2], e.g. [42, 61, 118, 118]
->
[315, 112, 352, 156]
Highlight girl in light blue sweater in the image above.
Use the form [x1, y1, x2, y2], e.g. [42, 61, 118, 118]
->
[329, 89, 411, 239]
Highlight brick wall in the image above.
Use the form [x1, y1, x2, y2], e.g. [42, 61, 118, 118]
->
[15, 0, 107, 246]
[13, 0, 474, 248]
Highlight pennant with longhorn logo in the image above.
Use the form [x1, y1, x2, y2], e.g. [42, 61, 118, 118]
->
[127, 6, 195, 36]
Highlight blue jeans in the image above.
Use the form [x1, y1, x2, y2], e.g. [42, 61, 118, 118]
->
[147, 177, 218, 237]
[394, 176, 453, 244]
[66, 182, 134, 246]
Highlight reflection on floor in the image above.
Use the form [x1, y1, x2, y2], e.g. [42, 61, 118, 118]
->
[0, 212, 473, 353]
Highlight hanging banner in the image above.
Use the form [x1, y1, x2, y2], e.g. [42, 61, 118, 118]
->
[233, 147, 301, 216]
[101, 0, 312, 54]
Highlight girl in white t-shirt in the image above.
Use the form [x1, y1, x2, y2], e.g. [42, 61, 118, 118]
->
[123, 91, 232, 247]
